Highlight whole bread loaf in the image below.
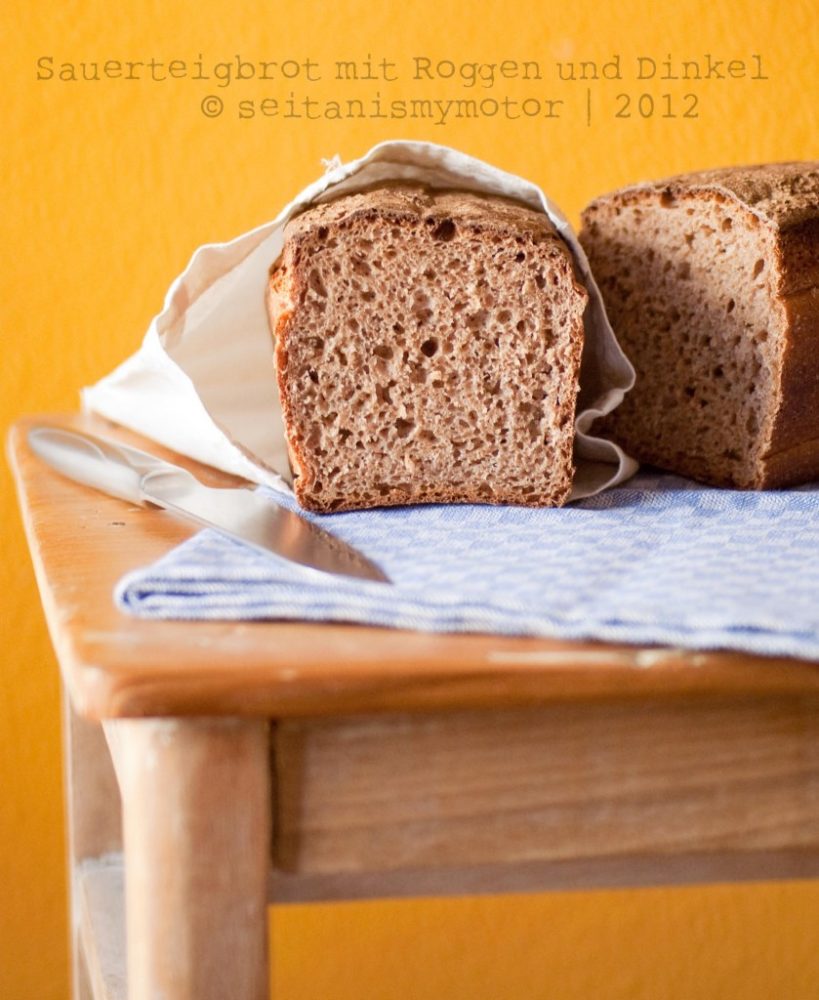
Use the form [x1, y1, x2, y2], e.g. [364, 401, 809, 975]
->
[580, 163, 819, 489]
[266, 184, 588, 512]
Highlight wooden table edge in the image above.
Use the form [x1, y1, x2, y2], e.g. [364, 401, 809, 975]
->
[9, 414, 819, 721]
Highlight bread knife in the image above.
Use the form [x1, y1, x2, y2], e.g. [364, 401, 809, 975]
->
[28, 425, 390, 584]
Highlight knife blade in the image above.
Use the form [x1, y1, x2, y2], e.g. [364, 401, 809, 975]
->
[27, 425, 390, 584]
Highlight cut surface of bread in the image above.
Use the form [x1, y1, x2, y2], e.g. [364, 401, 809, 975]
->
[580, 163, 819, 489]
[267, 185, 587, 512]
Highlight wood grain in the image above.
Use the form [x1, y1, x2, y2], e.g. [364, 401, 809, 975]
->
[269, 850, 819, 903]
[111, 718, 270, 1000]
[8, 414, 819, 721]
[274, 697, 819, 876]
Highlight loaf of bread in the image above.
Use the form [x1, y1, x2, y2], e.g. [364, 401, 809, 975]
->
[580, 163, 819, 489]
[266, 184, 588, 512]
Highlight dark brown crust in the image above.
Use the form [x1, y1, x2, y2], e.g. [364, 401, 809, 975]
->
[281, 184, 563, 248]
[585, 162, 819, 231]
[766, 218, 819, 486]
[268, 259, 312, 503]
[581, 162, 819, 490]
[268, 185, 586, 511]
[265, 267, 304, 484]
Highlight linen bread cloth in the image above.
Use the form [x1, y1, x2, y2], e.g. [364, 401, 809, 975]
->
[116, 472, 819, 661]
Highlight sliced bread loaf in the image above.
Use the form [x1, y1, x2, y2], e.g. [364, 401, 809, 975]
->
[266, 185, 587, 512]
[580, 163, 819, 489]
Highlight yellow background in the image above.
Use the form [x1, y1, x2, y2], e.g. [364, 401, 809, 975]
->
[2, 1, 818, 997]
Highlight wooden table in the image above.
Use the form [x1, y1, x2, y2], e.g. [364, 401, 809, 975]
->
[9, 413, 819, 1000]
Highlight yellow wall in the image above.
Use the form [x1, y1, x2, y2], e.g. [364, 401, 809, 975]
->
[2, 1, 818, 997]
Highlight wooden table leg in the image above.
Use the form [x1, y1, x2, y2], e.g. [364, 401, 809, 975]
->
[108, 718, 271, 1000]
[64, 692, 122, 1000]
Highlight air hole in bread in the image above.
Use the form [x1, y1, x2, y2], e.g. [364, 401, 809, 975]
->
[308, 271, 327, 297]
[467, 309, 489, 331]
[431, 219, 456, 241]
[411, 292, 432, 323]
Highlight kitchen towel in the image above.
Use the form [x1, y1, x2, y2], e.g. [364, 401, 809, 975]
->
[116, 472, 819, 661]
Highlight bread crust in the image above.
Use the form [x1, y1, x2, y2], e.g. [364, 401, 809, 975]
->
[585, 162, 819, 231]
[283, 183, 565, 245]
[269, 184, 586, 511]
[582, 162, 819, 489]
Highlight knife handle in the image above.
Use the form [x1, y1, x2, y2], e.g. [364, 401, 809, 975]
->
[28, 426, 146, 505]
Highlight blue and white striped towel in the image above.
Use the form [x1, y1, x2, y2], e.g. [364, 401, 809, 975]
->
[116, 473, 819, 661]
